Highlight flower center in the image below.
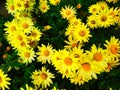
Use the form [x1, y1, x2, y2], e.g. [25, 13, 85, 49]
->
[20, 42, 26, 47]
[17, 35, 23, 41]
[24, 52, 30, 58]
[31, 32, 37, 37]
[93, 52, 103, 62]
[64, 57, 73, 65]
[42, 6, 47, 10]
[43, 50, 50, 56]
[71, 43, 77, 48]
[24, 3, 29, 8]
[40, 73, 48, 80]
[10, 5, 14, 10]
[0, 77, 2, 83]
[82, 63, 91, 71]
[92, 8, 96, 12]
[79, 30, 86, 37]
[17, 3, 21, 7]
[22, 23, 29, 29]
[10, 26, 16, 31]
[101, 15, 107, 22]
[110, 45, 118, 54]
[91, 20, 96, 24]
[66, 10, 71, 16]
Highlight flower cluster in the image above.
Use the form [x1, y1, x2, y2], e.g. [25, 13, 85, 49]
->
[0, 0, 120, 90]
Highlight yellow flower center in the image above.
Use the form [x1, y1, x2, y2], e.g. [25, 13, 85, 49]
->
[40, 73, 48, 80]
[71, 43, 77, 48]
[110, 45, 118, 54]
[93, 52, 103, 62]
[24, 3, 29, 8]
[42, 6, 47, 10]
[43, 50, 50, 57]
[20, 42, 26, 47]
[31, 32, 37, 37]
[79, 30, 86, 37]
[101, 15, 107, 22]
[10, 26, 16, 31]
[91, 20, 96, 24]
[10, 5, 14, 10]
[17, 3, 21, 7]
[0, 76, 2, 83]
[66, 10, 71, 16]
[82, 63, 91, 71]
[22, 23, 29, 29]
[92, 8, 96, 12]
[24, 52, 30, 58]
[17, 35, 23, 41]
[64, 57, 73, 65]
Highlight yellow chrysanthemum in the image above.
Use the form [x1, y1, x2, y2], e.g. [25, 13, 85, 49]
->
[5, 0, 17, 15]
[60, 5, 76, 20]
[20, 84, 34, 90]
[88, 4, 101, 14]
[72, 24, 92, 43]
[36, 44, 54, 64]
[68, 17, 82, 26]
[86, 44, 110, 73]
[77, 54, 98, 81]
[105, 58, 120, 72]
[31, 67, 55, 89]
[18, 48, 36, 65]
[4, 19, 18, 34]
[0, 69, 11, 90]
[39, 3, 50, 13]
[53, 49, 79, 76]
[104, 36, 120, 59]
[29, 27, 42, 41]
[49, 0, 61, 6]
[64, 35, 81, 49]
[65, 24, 75, 36]
[96, 9, 114, 28]
[18, 17, 34, 34]
[87, 15, 98, 29]
[96, 1, 109, 11]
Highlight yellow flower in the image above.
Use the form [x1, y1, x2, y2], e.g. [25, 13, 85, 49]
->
[72, 24, 92, 43]
[87, 15, 98, 29]
[49, 0, 61, 6]
[39, 3, 50, 13]
[96, 9, 114, 28]
[88, 4, 101, 14]
[0, 69, 11, 90]
[18, 48, 36, 65]
[60, 5, 77, 20]
[36, 44, 54, 64]
[31, 67, 55, 89]
[104, 36, 120, 59]
[86, 44, 110, 74]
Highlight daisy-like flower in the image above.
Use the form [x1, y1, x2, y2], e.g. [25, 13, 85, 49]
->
[39, 3, 50, 13]
[49, 0, 61, 6]
[64, 35, 80, 49]
[88, 4, 101, 14]
[86, 44, 110, 74]
[18, 17, 34, 34]
[87, 15, 98, 29]
[53, 49, 79, 75]
[20, 84, 34, 90]
[4, 19, 18, 34]
[18, 48, 36, 65]
[105, 58, 120, 72]
[65, 24, 75, 36]
[36, 44, 54, 64]
[104, 36, 120, 59]
[68, 17, 82, 26]
[60, 5, 77, 20]
[0, 69, 11, 90]
[96, 1, 109, 11]
[72, 24, 92, 43]
[31, 67, 55, 89]
[96, 9, 114, 28]
[5, 0, 17, 15]
[29, 27, 42, 41]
